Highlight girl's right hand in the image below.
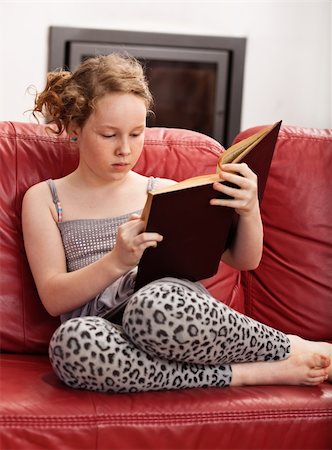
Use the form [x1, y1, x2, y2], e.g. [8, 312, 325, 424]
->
[112, 214, 163, 272]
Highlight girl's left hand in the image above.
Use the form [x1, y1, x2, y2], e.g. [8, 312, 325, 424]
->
[210, 163, 259, 217]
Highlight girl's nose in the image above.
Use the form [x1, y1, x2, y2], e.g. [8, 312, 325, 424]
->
[116, 138, 131, 156]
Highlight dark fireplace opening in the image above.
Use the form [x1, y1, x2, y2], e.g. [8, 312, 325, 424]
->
[49, 27, 246, 147]
[144, 59, 217, 137]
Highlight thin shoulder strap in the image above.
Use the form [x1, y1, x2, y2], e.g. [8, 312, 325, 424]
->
[46, 179, 63, 222]
[147, 176, 159, 191]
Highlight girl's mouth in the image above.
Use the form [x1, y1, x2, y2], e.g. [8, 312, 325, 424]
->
[112, 162, 129, 171]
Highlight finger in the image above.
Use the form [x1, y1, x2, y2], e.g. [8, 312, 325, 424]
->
[128, 213, 141, 221]
[210, 197, 249, 209]
[117, 219, 145, 242]
[221, 164, 257, 187]
[213, 180, 250, 199]
[135, 232, 164, 245]
[220, 168, 256, 187]
[135, 236, 164, 255]
[221, 162, 252, 175]
[210, 185, 255, 211]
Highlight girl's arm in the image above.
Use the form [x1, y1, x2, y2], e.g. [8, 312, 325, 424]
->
[210, 163, 263, 270]
[22, 183, 162, 317]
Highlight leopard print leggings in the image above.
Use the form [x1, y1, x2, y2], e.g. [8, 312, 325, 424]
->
[49, 279, 290, 393]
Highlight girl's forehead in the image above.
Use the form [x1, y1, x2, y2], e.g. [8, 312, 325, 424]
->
[96, 92, 146, 106]
[84, 93, 147, 130]
[93, 93, 147, 118]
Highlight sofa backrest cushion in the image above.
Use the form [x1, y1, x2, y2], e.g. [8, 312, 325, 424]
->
[0, 121, 241, 354]
[238, 125, 332, 341]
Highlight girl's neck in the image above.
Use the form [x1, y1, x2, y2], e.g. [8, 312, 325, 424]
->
[67, 168, 135, 191]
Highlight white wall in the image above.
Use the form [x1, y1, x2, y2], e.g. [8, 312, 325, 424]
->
[1, 0, 331, 139]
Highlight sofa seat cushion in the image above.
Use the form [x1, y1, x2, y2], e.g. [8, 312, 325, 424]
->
[1, 354, 331, 449]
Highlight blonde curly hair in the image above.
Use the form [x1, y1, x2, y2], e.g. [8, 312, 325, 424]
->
[33, 53, 153, 135]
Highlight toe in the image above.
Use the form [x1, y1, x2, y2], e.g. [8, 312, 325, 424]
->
[312, 354, 330, 369]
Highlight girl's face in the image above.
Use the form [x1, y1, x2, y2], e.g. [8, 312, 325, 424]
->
[74, 92, 147, 183]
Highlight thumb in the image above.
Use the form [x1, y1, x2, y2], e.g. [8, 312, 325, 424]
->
[128, 213, 141, 221]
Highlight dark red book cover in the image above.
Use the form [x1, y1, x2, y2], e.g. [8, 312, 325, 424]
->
[135, 121, 281, 290]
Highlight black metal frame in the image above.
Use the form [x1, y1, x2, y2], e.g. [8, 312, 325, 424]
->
[48, 26, 246, 146]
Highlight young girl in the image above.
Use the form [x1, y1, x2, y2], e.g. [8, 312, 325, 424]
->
[22, 53, 331, 393]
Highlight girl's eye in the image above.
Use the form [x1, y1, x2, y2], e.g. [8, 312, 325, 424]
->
[102, 134, 116, 138]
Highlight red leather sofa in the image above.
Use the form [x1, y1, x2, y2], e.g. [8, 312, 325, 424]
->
[1, 121, 331, 449]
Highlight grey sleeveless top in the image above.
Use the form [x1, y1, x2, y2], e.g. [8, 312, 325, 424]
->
[47, 177, 159, 323]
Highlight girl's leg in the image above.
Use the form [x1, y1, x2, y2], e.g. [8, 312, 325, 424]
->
[123, 279, 290, 365]
[231, 353, 330, 387]
[49, 280, 331, 393]
[49, 316, 232, 393]
[122, 279, 331, 385]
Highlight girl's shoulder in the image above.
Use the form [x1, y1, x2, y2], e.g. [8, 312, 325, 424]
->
[131, 172, 176, 191]
[22, 179, 59, 223]
[155, 177, 177, 189]
[23, 179, 52, 202]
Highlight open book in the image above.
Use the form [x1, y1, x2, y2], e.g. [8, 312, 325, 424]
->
[135, 121, 282, 290]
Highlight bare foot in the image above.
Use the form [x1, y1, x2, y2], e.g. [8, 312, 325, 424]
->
[231, 352, 330, 387]
[288, 335, 332, 382]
